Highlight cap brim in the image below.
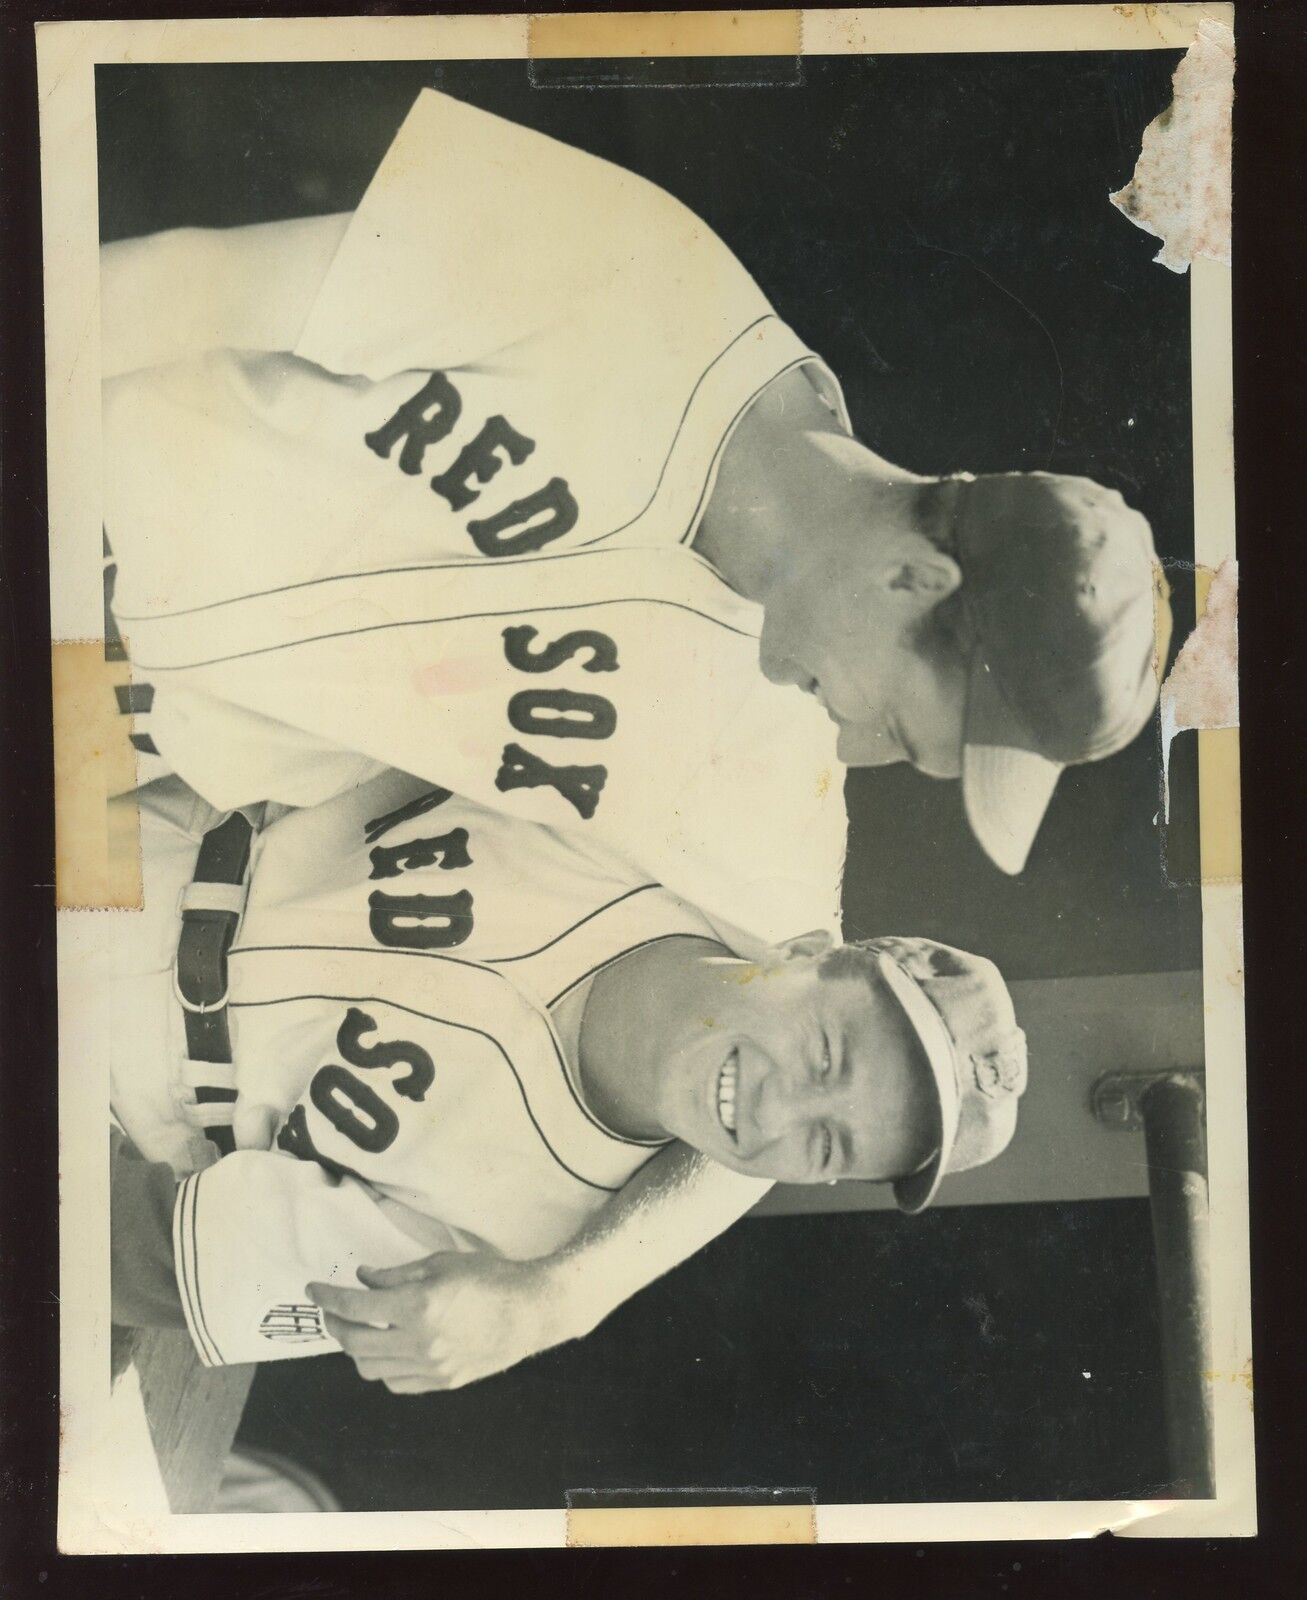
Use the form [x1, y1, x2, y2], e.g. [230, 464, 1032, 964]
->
[879, 954, 961, 1215]
[963, 657, 1064, 876]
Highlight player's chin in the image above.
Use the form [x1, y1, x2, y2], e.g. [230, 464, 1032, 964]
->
[703, 1141, 771, 1181]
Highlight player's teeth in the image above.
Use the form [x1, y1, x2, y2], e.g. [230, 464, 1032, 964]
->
[717, 1056, 738, 1136]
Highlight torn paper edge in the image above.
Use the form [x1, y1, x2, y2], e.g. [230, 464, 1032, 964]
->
[1110, 17, 1234, 272]
[1161, 558, 1239, 817]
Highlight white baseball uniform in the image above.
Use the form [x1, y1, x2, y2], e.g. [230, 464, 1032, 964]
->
[112, 768, 719, 1368]
[103, 88, 849, 950]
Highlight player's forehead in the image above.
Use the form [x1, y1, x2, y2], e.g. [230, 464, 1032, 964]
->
[814, 943, 889, 1007]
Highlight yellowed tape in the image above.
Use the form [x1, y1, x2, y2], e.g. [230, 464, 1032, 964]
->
[529, 10, 801, 58]
[52, 641, 142, 910]
[566, 1502, 816, 1547]
[1198, 726, 1240, 885]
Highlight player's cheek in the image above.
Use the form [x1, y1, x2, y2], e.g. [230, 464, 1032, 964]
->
[664, 1035, 713, 1134]
[688, 1064, 720, 1152]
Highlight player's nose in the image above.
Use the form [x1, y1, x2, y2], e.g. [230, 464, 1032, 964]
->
[749, 1060, 826, 1143]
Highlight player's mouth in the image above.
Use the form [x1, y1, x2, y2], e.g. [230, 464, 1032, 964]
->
[715, 1048, 739, 1141]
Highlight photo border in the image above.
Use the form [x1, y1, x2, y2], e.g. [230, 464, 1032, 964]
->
[32, 3, 1251, 1553]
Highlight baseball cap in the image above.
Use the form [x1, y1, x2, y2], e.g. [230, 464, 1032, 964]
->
[943, 473, 1172, 875]
[867, 936, 1028, 1213]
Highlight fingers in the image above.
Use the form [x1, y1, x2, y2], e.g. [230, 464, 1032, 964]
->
[320, 1311, 402, 1359]
[380, 1377, 441, 1396]
[306, 1279, 402, 1328]
[354, 1357, 442, 1387]
[356, 1253, 452, 1290]
[351, 1359, 474, 1393]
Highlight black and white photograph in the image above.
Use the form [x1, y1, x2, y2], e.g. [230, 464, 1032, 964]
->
[34, 5, 1251, 1549]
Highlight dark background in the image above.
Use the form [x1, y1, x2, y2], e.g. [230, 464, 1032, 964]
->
[92, 54, 1198, 1509]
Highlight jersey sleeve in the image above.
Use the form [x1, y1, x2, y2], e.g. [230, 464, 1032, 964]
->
[101, 213, 351, 381]
[292, 88, 772, 382]
[172, 1149, 460, 1366]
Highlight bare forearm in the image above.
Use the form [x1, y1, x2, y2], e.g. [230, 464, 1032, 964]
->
[315, 1148, 773, 1391]
[541, 1144, 772, 1337]
[100, 213, 351, 380]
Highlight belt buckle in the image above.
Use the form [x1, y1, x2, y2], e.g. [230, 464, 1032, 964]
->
[172, 957, 229, 1016]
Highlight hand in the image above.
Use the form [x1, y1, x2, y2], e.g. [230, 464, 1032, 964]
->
[306, 1251, 570, 1394]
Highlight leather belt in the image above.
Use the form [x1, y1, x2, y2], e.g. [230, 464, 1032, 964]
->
[172, 811, 253, 1157]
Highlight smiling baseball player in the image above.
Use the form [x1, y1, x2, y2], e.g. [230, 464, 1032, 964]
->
[110, 768, 1027, 1368]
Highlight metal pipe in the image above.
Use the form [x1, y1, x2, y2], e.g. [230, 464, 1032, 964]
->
[1140, 1074, 1214, 1498]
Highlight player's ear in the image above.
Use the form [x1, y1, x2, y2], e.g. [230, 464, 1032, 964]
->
[776, 929, 834, 962]
[877, 548, 961, 612]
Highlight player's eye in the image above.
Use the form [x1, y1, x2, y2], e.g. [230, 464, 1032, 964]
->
[819, 1034, 833, 1080]
[819, 1123, 834, 1174]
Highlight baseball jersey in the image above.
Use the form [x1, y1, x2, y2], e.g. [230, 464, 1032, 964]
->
[103, 88, 850, 949]
[148, 768, 718, 1367]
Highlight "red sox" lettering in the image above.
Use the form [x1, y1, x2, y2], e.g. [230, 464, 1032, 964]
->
[277, 786, 464, 1164]
[279, 755, 636, 1163]
[494, 623, 619, 822]
[366, 376, 622, 822]
[365, 373, 579, 557]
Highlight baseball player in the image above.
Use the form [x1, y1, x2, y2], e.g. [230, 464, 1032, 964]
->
[110, 768, 1028, 1370]
[102, 87, 1168, 935]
